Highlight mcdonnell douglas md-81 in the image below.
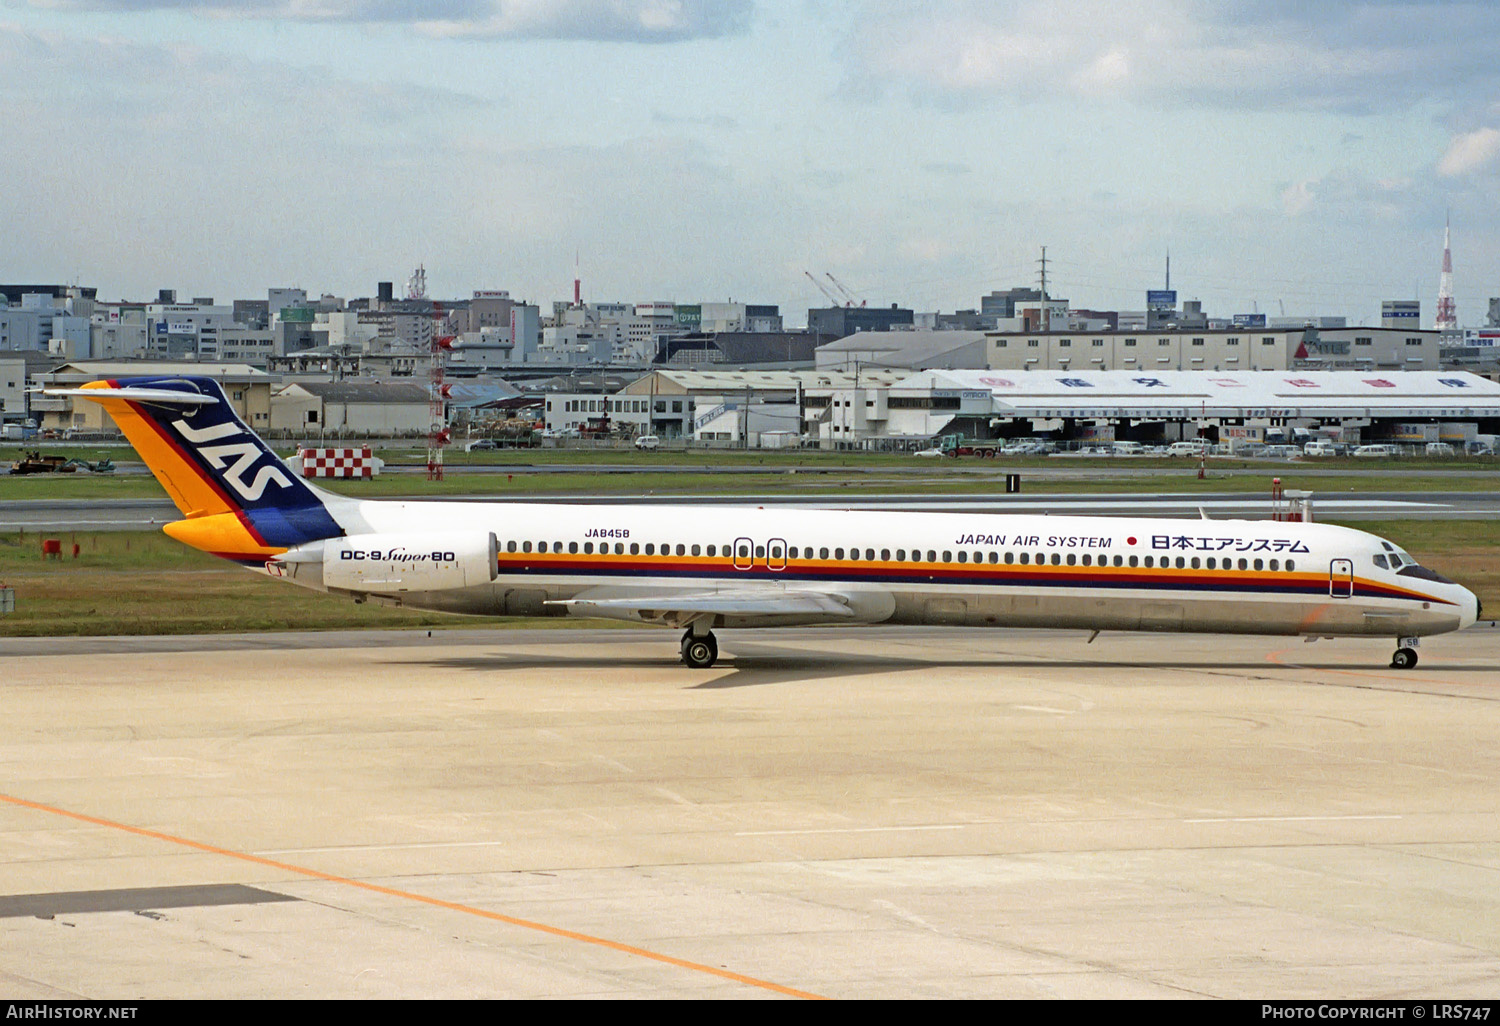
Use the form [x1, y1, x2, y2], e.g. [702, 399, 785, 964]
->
[51, 376, 1479, 670]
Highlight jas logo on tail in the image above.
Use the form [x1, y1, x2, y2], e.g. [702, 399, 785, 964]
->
[172, 419, 293, 502]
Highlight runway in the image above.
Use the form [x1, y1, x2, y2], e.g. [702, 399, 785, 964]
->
[4, 489, 1500, 532]
[3, 626, 1499, 999]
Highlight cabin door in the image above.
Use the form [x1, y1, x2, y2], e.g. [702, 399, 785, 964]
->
[767, 538, 787, 572]
[732, 537, 754, 571]
[1329, 559, 1354, 599]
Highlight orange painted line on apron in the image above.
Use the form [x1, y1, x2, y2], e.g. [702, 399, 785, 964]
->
[0, 791, 825, 1000]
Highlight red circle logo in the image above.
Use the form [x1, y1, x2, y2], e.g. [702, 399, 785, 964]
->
[1127, 536, 1137, 545]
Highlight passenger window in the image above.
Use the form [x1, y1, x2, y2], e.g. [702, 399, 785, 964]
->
[506, 540, 517, 553]
[1005, 552, 1014, 564]
[707, 545, 716, 557]
[988, 552, 998, 563]
[957, 551, 968, 563]
[1050, 554, 1060, 566]
[1081, 554, 1091, 566]
[522, 541, 532, 553]
[881, 549, 890, 561]
[1190, 556, 1199, 568]
[1128, 556, 1138, 567]
[943, 551, 952, 562]
[820, 547, 830, 559]
[615, 543, 624, 555]
[691, 544, 700, 556]
[630, 543, 640, 555]
[1019, 552, 1030, 565]
[1206, 557, 1215, 569]
[1238, 558, 1248, 570]
[1143, 556, 1153, 568]
[677, 544, 687, 556]
[1269, 559, 1278, 571]
[581, 542, 591, 554]
[645, 544, 656, 555]
[835, 548, 845, 560]
[1286, 560, 1296, 572]
[927, 550, 937, 562]
[1253, 558, 1263, 571]
[896, 549, 906, 561]
[1035, 553, 1044, 565]
[1175, 556, 1185, 568]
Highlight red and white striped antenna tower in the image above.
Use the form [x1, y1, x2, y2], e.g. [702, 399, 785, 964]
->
[1435, 211, 1457, 330]
[427, 301, 455, 481]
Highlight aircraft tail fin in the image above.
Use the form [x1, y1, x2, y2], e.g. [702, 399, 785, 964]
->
[52, 377, 345, 560]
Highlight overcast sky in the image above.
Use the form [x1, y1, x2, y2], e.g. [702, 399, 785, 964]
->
[4, 1, 1499, 326]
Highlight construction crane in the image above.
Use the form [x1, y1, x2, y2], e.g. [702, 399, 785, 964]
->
[825, 273, 866, 307]
[804, 270, 844, 307]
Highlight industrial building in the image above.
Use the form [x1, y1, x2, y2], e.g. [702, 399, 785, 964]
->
[30, 361, 275, 434]
[821, 369, 1500, 450]
[269, 382, 431, 437]
[983, 327, 1443, 373]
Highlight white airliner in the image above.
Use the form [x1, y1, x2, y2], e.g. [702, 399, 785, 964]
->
[53, 376, 1479, 670]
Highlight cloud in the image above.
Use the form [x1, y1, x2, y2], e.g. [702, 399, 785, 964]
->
[1278, 167, 1414, 219]
[0, 21, 800, 302]
[22, 0, 755, 41]
[1437, 127, 1500, 176]
[841, 1, 1500, 113]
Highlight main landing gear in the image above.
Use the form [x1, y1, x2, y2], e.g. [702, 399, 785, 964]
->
[680, 628, 719, 669]
[1390, 637, 1420, 670]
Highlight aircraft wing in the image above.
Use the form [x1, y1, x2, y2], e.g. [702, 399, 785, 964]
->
[548, 586, 859, 624]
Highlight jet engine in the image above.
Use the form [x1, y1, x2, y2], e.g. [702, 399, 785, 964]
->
[305, 533, 498, 594]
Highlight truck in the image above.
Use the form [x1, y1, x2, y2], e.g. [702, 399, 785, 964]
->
[938, 435, 1003, 458]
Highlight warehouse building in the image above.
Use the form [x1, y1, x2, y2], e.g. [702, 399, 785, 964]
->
[819, 369, 1500, 450]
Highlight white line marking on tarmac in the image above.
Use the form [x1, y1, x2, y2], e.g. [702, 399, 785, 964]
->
[1182, 814, 1403, 824]
[740, 814, 1406, 837]
[255, 841, 510, 855]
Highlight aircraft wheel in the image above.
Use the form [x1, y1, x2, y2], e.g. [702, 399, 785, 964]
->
[1390, 647, 1418, 670]
[681, 631, 718, 669]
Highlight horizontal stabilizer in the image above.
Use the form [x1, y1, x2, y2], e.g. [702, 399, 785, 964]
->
[43, 387, 220, 406]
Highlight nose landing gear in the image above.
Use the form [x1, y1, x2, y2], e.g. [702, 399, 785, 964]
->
[1390, 636, 1420, 670]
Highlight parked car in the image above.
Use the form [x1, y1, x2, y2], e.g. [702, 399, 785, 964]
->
[1352, 444, 1398, 458]
[1425, 442, 1455, 456]
[465, 439, 498, 451]
[1167, 440, 1209, 457]
[913, 447, 945, 458]
[633, 435, 660, 450]
[1303, 441, 1337, 457]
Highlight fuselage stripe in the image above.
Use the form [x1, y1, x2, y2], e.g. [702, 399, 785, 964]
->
[490, 557, 1450, 606]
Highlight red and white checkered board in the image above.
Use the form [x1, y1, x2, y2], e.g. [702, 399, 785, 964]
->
[300, 447, 374, 478]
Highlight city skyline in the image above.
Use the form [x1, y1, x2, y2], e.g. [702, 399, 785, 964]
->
[4, 1, 1500, 325]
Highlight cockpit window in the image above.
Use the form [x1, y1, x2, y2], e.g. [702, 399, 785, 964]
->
[1397, 564, 1456, 585]
[1373, 554, 1388, 569]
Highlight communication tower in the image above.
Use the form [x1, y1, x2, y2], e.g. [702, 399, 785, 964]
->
[427, 302, 454, 481]
[1436, 214, 1457, 330]
[407, 265, 429, 302]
